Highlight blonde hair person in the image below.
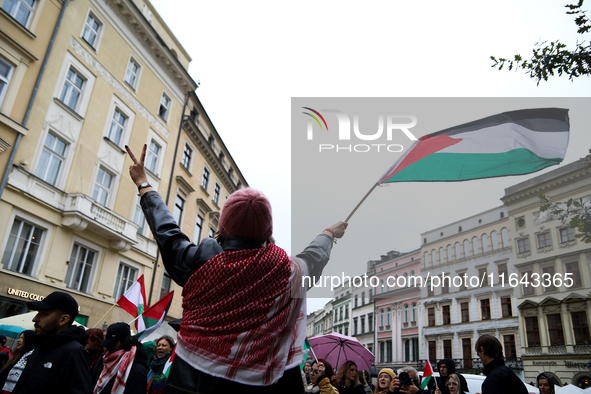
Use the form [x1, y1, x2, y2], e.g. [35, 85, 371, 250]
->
[435, 373, 464, 394]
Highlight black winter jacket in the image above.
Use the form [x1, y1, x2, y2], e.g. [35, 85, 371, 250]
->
[12, 325, 93, 394]
[482, 358, 528, 394]
[435, 358, 469, 393]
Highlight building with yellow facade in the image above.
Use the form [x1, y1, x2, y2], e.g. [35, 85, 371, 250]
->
[0, 0, 246, 331]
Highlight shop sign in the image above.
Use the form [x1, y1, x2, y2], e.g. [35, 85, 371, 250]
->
[533, 361, 558, 366]
[7, 288, 45, 301]
[565, 361, 590, 369]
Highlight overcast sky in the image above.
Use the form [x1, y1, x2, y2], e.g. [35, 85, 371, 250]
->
[149, 0, 591, 314]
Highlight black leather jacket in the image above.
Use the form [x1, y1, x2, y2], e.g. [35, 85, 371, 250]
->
[140, 191, 334, 394]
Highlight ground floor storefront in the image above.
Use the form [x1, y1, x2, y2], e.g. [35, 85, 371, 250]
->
[523, 355, 591, 389]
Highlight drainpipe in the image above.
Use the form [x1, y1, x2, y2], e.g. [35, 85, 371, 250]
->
[0, 0, 70, 198]
[148, 90, 192, 304]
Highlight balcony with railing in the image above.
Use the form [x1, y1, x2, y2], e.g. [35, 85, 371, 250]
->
[523, 344, 591, 355]
[417, 357, 522, 372]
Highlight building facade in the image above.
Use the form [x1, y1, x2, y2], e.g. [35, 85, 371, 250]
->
[419, 206, 523, 377]
[502, 159, 591, 388]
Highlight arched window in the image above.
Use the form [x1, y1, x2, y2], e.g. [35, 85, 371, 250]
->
[454, 242, 461, 259]
[404, 304, 409, 323]
[411, 302, 417, 322]
[463, 239, 470, 257]
[404, 272, 409, 287]
[491, 230, 499, 250]
[424, 251, 429, 267]
[386, 307, 391, 326]
[472, 237, 479, 254]
[431, 250, 437, 266]
[380, 279, 385, 294]
[447, 245, 453, 262]
[501, 227, 509, 247]
[481, 234, 489, 253]
[439, 247, 444, 263]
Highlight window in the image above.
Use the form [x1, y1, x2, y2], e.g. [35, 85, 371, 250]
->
[403, 304, 408, 323]
[547, 314, 565, 346]
[497, 263, 508, 284]
[442, 305, 451, 325]
[427, 278, 434, 296]
[411, 302, 416, 322]
[368, 314, 373, 332]
[461, 302, 469, 322]
[462, 338, 472, 368]
[0, 57, 14, 106]
[522, 270, 535, 296]
[559, 227, 575, 243]
[59, 68, 85, 111]
[2, 0, 34, 27]
[385, 307, 390, 326]
[478, 267, 488, 287]
[113, 263, 138, 300]
[1, 218, 43, 276]
[213, 183, 221, 205]
[145, 140, 161, 174]
[428, 307, 435, 326]
[108, 109, 127, 146]
[480, 299, 491, 320]
[172, 194, 184, 226]
[472, 237, 479, 254]
[571, 311, 590, 345]
[201, 167, 210, 191]
[361, 292, 365, 305]
[405, 340, 410, 362]
[159, 270, 172, 299]
[158, 92, 171, 121]
[379, 309, 384, 327]
[354, 295, 358, 308]
[66, 243, 96, 293]
[537, 232, 552, 248]
[542, 266, 556, 292]
[193, 215, 203, 244]
[525, 316, 541, 347]
[564, 261, 582, 288]
[133, 196, 145, 234]
[345, 306, 349, 319]
[181, 143, 192, 170]
[481, 234, 489, 253]
[82, 12, 101, 48]
[34, 131, 67, 186]
[92, 167, 113, 206]
[443, 339, 452, 359]
[503, 335, 517, 360]
[441, 279, 449, 294]
[208, 228, 214, 238]
[379, 342, 385, 362]
[124, 58, 140, 89]
[353, 318, 358, 335]
[501, 296, 512, 317]
[463, 240, 470, 257]
[517, 237, 530, 254]
[360, 316, 365, 333]
[428, 341, 437, 362]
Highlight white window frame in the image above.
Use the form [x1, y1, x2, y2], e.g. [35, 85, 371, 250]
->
[59, 67, 85, 112]
[172, 192, 186, 226]
[2, 0, 35, 28]
[193, 214, 204, 244]
[124, 55, 142, 90]
[34, 130, 68, 186]
[80, 9, 104, 50]
[201, 166, 210, 192]
[145, 139, 161, 175]
[53, 53, 96, 118]
[133, 195, 146, 236]
[91, 165, 115, 207]
[144, 129, 166, 177]
[113, 261, 139, 300]
[0, 209, 52, 278]
[158, 91, 171, 122]
[107, 108, 127, 146]
[0, 56, 14, 108]
[65, 236, 101, 294]
[213, 182, 221, 205]
[1, 216, 45, 276]
[180, 141, 193, 171]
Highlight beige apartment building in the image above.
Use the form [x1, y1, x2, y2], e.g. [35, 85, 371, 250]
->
[0, 0, 246, 330]
[502, 159, 591, 388]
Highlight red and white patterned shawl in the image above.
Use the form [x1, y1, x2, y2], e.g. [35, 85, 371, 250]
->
[176, 244, 307, 386]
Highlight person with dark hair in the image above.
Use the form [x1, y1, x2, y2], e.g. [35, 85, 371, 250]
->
[334, 361, 365, 394]
[12, 291, 93, 394]
[0, 330, 36, 393]
[147, 335, 176, 394]
[86, 328, 106, 373]
[435, 359, 468, 394]
[93, 322, 147, 394]
[126, 145, 347, 394]
[0, 335, 12, 361]
[475, 335, 527, 394]
[306, 359, 337, 394]
[537, 373, 555, 394]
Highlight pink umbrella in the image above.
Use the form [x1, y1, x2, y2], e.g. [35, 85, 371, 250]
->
[308, 332, 375, 370]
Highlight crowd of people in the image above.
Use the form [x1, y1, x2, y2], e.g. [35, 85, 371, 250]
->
[0, 145, 558, 393]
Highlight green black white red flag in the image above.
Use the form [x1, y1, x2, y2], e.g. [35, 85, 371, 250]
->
[117, 275, 147, 332]
[136, 290, 174, 341]
[378, 108, 569, 184]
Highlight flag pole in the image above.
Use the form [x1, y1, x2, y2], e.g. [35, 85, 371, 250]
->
[308, 344, 319, 363]
[93, 303, 118, 328]
[345, 183, 379, 222]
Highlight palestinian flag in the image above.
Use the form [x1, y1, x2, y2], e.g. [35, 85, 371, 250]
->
[421, 359, 434, 390]
[117, 275, 147, 331]
[136, 290, 174, 341]
[164, 345, 176, 378]
[300, 337, 311, 371]
[379, 108, 569, 184]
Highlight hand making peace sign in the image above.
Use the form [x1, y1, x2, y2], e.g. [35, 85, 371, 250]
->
[125, 144, 150, 191]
